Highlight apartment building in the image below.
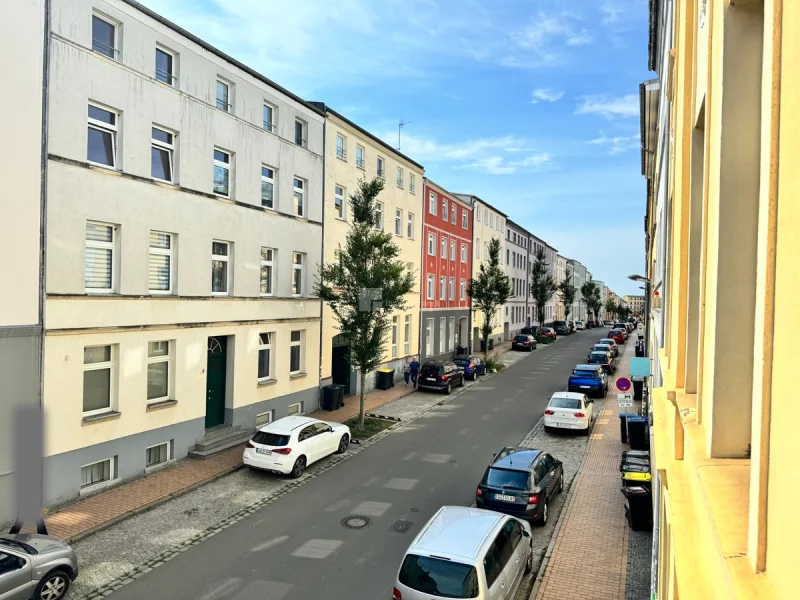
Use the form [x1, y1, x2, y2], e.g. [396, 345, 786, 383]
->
[504, 220, 529, 339]
[543, 242, 558, 324]
[594, 280, 607, 321]
[40, 0, 324, 506]
[419, 181, 472, 361]
[456, 195, 506, 351]
[566, 258, 587, 321]
[555, 255, 567, 320]
[313, 103, 423, 394]
[622, 295, 645, 316]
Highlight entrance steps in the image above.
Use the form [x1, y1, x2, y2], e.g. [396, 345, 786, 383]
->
[189, 425, 253, 459]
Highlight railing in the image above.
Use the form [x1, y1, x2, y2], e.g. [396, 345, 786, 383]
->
[377, 168, 385, 178]
[155, 68, 176, 86]
[263, 121, 275, 133]
[336, 147, 347, 160]
[92, 39, 119, 60]
[295, 137, 307, 148]
[397, 178, 404, 188]
[410, 183, 416, 193]
[216, 99, 231, 112]
[356, 157, 365, 169]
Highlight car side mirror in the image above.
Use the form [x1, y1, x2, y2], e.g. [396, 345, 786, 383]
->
[522, 529, 531, 538]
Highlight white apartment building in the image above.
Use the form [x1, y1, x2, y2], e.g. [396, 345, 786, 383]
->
[543, 243, 558, 324]
[566, 258, 588, 321]
[556, 255, 567, 320]
[504, 220, 529, 339]
[594, 280, 607, 321]
[39, 0, 324, 506]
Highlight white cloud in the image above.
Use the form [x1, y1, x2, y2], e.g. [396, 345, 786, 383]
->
[576, 94, 640, 119]
[601, 2, 626, 24]
[567, 29, 593, 46]
[503, 11, 594, 68]
[384, 132, 531, 162]
[589, 133, 640, 154]
[530, 88, 564, 104]
[460, 153, 552, 175]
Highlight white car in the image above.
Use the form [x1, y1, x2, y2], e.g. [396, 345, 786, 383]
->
[243, 416, 350, 478]
[575, 320, 585, 330]
[543, 392, 593, 435]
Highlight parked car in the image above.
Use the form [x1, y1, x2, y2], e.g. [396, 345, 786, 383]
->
[512, 334, 537, 352]
[244, 416, 350, 478]
[587, 350, 616, 374]
[544, 392, 593, 435]
[625, 322, 635, 333]
[552, 320, 570, 336]
[476, 447, 564, 525]
[575, 320, 585, 331]
[394, 506, 533, 600]
[453, 355, 486, 380]
[418, 360, 466, 394]
[597, 338, 619, 357]
[0, 534, 79, 600]
[567, 320, 576, 333]
[608, 329, 626, 345]
[568, 364, 608, 398]
[520, 326, 537, 336]
[540, 327, 557, 341]
[603, 320, 614, 326]
[613, 323, 630, 339]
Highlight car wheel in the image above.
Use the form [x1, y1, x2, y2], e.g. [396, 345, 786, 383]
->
[35, 569, 70, 600]
[583, 424, 591, 436]
[445, 382, 452, 394]
[558, 472, 564, 493]
[336, 435, 349, 454]
[290, 456, 306, 479]
[459, 376, 466, 387]
[537, 500, 549, 526]
[544, 425, 552, 433]
[525, 543, 533, 574]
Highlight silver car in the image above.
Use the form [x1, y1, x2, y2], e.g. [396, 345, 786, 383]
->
[0, 534, 78, 600]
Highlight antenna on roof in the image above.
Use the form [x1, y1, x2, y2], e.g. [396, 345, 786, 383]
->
[398, 119, 413, 151]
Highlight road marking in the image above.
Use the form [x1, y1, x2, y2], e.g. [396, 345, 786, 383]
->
[458, 428, 471, 435]
[471, 386, 496, 390]
[385, 478, 418, 490]
[361, 477, 380, 487]
[402, 452, 418, 461]
[323, 499, 351, 512]
[492, 406, 501, 412]
[353, 501, 392, 516]
[251, 535, 290, 552]
[421, 453, 451, 464]
[292, 539, 343, 559]
[199, 578, 239, 600]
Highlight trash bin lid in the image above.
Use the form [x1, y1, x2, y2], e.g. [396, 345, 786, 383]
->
[627, 416, 648, 423]
[622, 472, 652, 482]
[621, 486, 651, 497]
[377, 369, 394, 373]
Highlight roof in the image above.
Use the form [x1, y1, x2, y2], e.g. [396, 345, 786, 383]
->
[551, 391, 587, 401]
[491, 448, 541, 470]
[120, 0, 324, 117]
[262, 415, 316, 432]
[425, 179, 472, 209]
[453, 194, 509, 218]
[411, 506, 505, 561]
[307, 102, 424, 170]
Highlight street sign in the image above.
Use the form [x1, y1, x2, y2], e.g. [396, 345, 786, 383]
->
[617, 394, 634, 408]
[616, 377, 632, 392]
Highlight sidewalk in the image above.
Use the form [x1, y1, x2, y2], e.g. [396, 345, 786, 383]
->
[308, 381, 415, 423]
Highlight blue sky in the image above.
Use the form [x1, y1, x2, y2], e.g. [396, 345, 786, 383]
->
[147, 0, 650, 296]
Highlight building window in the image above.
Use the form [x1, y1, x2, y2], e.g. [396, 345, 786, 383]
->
[391, 316, 398, 358]
[475, 206, 481, 222]
[448, 317, 455, 351]
[460, 279, 466, 301]
[375, 202, 383, 230]
[484, 211, 489, 225]
[146, 442, 170, 468]
[450, 240, 456, 261]
[425, 319, 433, 356]
[440, 276, 446, 301]
[377, 157, 385, 178]
[260, 247, 274, 296]
[151, 127, 175, 183]
[429, 192, 437, 215]
[260, 166, 275, 209]
[334, 185, 345, 220]
[216, 79, 231, 112]
[407, 213, 415, 239]
[290, 330, 303, 374]
[449, 277, 455, 301]
[213, 148, 231, 197]
[427, 232, 436, 256]
[461, 244, 467, 263]
[155, 46, 176, 86]
[440, 236, 447, 259]
[255, 410, 274, 427]
[396, 167, 403, 188]
[462, 209, 468, 229]
[438, 318, 445, 354]
[395, 209, 402, 235]
[147, 340, 171, 402]
[81, 458, 113, 489]
[426, 274, 434, 300]
[292, 252, 305, 296]
[149, 231, 173, 293]
[263, 103, 275, 132]
[87, 104, 118, 168]
[295, 119, 307, 147]
[451, 204, 456, 225]
[293, 177, 305, 217]
[356, 145, 365, 169]
[404, 315, 411, 355]
[409, 174, 416, 193]
[83, 345, 112, 415]
[211, 240, 230, 295]
[85, 221, 116, 292]
[336, 134, 346, 160]
[258, 332, 273, 381]
[507, 250, 510, 265]
[287, 402, 304, 416]
[442, 199, 448, 221]
[92, 13, 118, 59]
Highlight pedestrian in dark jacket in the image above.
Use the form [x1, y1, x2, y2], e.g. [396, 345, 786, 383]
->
[409, 357, 421, 388]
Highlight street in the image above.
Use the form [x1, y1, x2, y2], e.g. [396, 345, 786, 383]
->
[103, 331, 601, 600]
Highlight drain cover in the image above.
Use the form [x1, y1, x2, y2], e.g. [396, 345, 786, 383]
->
[341, 516, 371, 530]
[391, 520, 414, 533]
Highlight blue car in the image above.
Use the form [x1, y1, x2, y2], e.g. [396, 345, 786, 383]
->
[454, 355, 486, 380]
[567, 364, 608, 398]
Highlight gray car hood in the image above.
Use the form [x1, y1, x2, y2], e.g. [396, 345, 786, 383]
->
[0, 534, 69, 554]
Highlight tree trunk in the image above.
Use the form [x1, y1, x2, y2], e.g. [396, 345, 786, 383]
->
[359, 371, 367, 430]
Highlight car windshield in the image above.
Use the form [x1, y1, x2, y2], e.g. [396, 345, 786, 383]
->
[514, 336, 529, 342]
[554, 321, 566, 326]
[252, 431, 290, 446]
[484, 467, 529, 490]
[589, 353, 608, 361]
[573, 368, 599, 377]
[421, 364, 443, 377]
[592, 346, 607, 352]
[0, 538, 36, 554]
[600, 339, 614, 345]
[454, 359, 471, 367]
[549, 397, 581, 409]
[399, 554, 479, 599]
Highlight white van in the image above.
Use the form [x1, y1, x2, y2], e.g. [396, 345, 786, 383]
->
[393, 506, 533, 600]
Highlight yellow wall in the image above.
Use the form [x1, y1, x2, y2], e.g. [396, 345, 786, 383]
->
[471, 201, 505, 344]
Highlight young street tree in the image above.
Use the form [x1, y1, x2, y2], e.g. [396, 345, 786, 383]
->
[529, 246, 556, 341]
[468, 237, 512, 361]
[580, 280, 602, 323]
[558, 267, 577, 322]
[605, 298, 618, 321]
[315, 177, 413, 429]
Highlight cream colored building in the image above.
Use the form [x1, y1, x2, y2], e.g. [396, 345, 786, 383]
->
[622, 295, 645, 315]
[555, 255, 567, 320]
[456, 195, 506, 351]
[40, 0, 324, 506]
[313, 104, 423, 394]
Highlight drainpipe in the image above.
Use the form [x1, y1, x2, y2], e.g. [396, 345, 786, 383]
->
[316, 109, 326, 405]
[37, 0, 51, 410]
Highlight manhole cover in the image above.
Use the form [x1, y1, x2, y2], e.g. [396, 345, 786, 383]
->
[341, 516, 372, 530]
[391, 520, 414, 533]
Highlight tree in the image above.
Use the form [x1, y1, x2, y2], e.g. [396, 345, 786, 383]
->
[558, 267, 577, 321]
[529, 246, 556, 341]
[468, 237, 512, 360]
[315, 177, 413, 429]
[580, 280, 602, 323]
[605, 298, 618, 321]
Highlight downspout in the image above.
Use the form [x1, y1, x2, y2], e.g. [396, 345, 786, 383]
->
[316, 109, 326, 404]
[38, 0, 52, 409]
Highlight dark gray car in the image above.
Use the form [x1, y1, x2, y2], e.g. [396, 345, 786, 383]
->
[0, 534, 78, 600]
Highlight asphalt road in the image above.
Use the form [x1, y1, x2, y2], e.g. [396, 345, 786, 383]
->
[108, 330, 602, 600]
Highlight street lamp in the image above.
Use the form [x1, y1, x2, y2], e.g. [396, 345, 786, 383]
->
[628, 274, 651, 283]
[627, 275, 651, 352]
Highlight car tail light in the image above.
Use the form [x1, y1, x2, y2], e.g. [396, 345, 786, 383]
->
[528, 493, 539, 505]
[574, 412, 586, 418]
[272, 448, 292, 455]
[245, 441, 254, 449]
[544, 410, 555, 415]
[476, 487, 483, 496]
[393, 587, 402, 600]
[439, 374, 449, 382]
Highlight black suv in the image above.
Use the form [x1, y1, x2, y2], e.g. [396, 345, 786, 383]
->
[476, 447, 564, 525]
[417, 360, 466, 394]
[512, 334, 537, 352]
[552, 320, 569, 336]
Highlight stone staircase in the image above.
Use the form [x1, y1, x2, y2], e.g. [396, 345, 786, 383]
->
[189, 425, 253, 459]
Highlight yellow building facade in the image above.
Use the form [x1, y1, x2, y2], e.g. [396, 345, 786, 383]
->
[643, 0, 799, 598]
[314, 105, 424, 395]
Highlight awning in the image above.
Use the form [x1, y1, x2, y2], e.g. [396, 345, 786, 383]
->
[640, 79, 660, 181]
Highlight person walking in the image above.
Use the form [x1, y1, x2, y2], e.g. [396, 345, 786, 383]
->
[409, 356, 420, 388]
[403, 358, 411, 385]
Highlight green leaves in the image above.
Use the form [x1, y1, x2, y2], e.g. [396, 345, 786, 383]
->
[558, 266, 577, 320]
[467, 237, 511, 358]
[580, 280, 603, 322]
[529, 245, 556, 326]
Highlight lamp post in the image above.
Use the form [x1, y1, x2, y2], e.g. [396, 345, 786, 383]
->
[628, 274, 651, 355]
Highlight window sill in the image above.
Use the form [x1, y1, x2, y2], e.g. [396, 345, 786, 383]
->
[79, 477, 120, 497]
[257, 378, 277, 388]
[145, 459, 175, 474]
[335, 216, 346, 222]
[82, 410, 121, 425]
[146, 399, 178, 412]
[290, 372, 307, 380]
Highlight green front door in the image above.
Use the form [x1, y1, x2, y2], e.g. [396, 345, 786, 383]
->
[205, 336, 227, 428]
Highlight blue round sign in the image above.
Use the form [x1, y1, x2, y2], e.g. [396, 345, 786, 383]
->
[616, 377, 632, 392]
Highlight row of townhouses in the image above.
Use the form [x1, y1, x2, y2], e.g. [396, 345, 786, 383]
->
[1, 0, 621, 516]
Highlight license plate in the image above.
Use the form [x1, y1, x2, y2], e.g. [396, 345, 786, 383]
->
[580, 385, 590, 389]
[255, 448, 271, 455]
[427, 377, 436, 381]
[494, 494, 515, 502]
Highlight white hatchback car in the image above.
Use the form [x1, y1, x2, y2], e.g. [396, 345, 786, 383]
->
[575, 320, 585, 330]
[243, 416, 350, 478]
[543, 392, 593, 435]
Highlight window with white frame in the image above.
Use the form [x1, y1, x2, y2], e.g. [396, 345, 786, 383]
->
[450, 240, 456, 261]
[451, 203, 456, 225]
[404, 314, 411, 355]
[87, 104, 118, 168]
[287, 402, 304, 415]
[440, 236, 447, 259]
[442, 199, 448, 221]
[475, 238, 480, 258]
[407, 213, 414, 239]
[374, 202, 383, 230]
[356, 145, 365, 169]
[429, 192, 437, 215]
[81, 458, 113, 489]
[216, 78, 231, 112]
[290, 330, 304, 374]
[258, 332, 273, 381]
[85, 221, 116, 292]
[426, 274, 434, 300]
[263, 102, 275, 132]
[155, 46, 176, 86]
[211, 240, 231, 295]
[255, 410, 274, 427]
[146, 442, 170, 468]
[409, 173, 416, 193]
[213, 148, 231, 197]
[425, 319, 433, 356]
[260, 247, 275, 296]
[449, 277, 455, 301]
[428, 232, 436, 256]
[396, 167, 403, 188]
[395, 209, 402, 235]
[439, 276, 446, 301]
[292, 252, 305, 296]
[151, 126, 175, 183]
[475, 205, 481, 222]
[261, 166, 275, 209]
[462, 209, 468, 229]
[293, 177, 305, 217]
[92, 13, 118, 59]
[460, 279, 466, 300]
[336, 134, 346, 160]
[391, 316, 398, 358]
[147, 340, 171, 402]
[448, 317, 455, 351]
[438, 318, 445, 353]
[377, 156, 385, 177]
[334, 185, 345, 220]
[148, 231, 173, 293]
[484, 211, 488, 225]
[295, 119, 307, 147]
[83, 345, 113, 414]
[461, 243, 467, 263]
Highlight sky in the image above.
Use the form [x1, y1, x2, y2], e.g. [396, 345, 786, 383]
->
[146, 0, 651, 296]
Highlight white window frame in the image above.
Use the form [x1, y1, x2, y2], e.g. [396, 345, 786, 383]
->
[462, 209, 468, 229]
[255, 410, 274, 427]
[475, 238, 480, 258]
[80, 457, 116, 494]
[263, 102, 276, 133]
[440, 236, 447, 259]
[375, 202, 383, 230]
[396, 167, 403, 189]
[213, 147, 231, 198]
[377, 156, 385, 178]
[438, 318, 445, 354]
[85, 221, 117, 293]
[429, 192, 437, 215]
[407, 213, 415, 239]
[425, 319, 433, 356]
[155, 45, 177, 86]
[460, 279, 466, 301]
[261, 165, 276, 210]
[409, 173, 416, 193]
[83, 344, 114, 416]
[216, 78, 231, 112]
[450, 240, 456, 261]
[334, 185, 345, 220]
[451, 203, 456, 225]
[461, 244, 467, 263]
[404, 315, 411, 355]
[258, 332, 274, 382]
[336, 134, 347, 160]
[440, 276, 446, 301]
[427, 232, 436, 256]
[151, 126, 175, 183]
[91, 12, 119, 60]
[260, 247, 275, 296]
[395, 209, 403, 236]
[211, 240, 231, 295]
[449, 277, 455, 301]
[292, 252, 305, 297]
[295, 119, 307, 148]
[426, 274, 434, 300]
[148, 231, 173, 294]
[293, 177, 306, 217]
[145, 442, 172, 471]
[287, 402, 304, 416]
[475, 206, 481, 222]
[442, 199, 448, 221]
[355, 145, 365, 169]
[448, 317, 455, 351]
[146, 341, 171, 403]
[87, 103, 118, 170]
[391, 316, 398, 358]
[289, 330, 304, 375]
